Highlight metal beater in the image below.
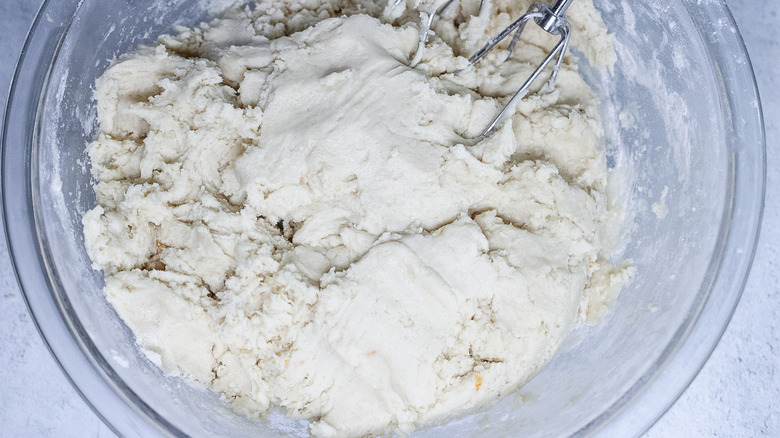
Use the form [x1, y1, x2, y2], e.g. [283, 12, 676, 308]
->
[404, 0, 576, 136]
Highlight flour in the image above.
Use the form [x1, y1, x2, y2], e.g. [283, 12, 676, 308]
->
[82, 1, 631, 436]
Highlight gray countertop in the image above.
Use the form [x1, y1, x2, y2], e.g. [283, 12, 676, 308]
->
[1, 0, 777, 436]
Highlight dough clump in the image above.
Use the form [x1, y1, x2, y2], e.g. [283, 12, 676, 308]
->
[83, 0, 630, 436]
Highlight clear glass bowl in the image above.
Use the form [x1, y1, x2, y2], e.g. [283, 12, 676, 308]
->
[2, 0, 765, 436]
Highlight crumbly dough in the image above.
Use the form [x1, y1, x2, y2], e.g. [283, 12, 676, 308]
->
[83, 0, 630, 436]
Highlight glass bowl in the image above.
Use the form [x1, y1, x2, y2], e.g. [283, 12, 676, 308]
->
[2, 0, 765, 436]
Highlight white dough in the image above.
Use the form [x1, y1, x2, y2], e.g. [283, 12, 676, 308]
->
[83, 0, 631, 436]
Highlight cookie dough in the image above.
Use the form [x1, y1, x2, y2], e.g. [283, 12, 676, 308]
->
[83, 0, 630, 436]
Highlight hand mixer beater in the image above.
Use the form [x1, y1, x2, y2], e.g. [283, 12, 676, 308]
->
[408, 0, 576, 137]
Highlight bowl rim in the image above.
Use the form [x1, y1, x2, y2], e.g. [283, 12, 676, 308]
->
[1, 1, 179, 436]
[577, 0, 766, 435]
[1, 0, 766, 436]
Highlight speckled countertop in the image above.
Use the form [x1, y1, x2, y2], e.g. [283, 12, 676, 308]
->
[0, 0, 777, 436]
